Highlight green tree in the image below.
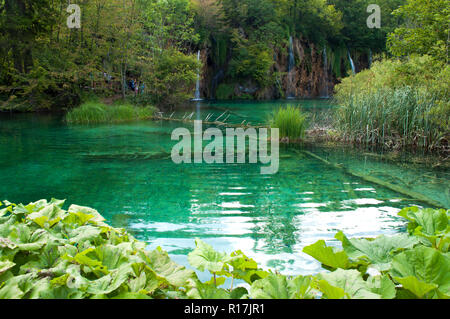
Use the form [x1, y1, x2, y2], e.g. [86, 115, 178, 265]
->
[387, 0, 450, 62]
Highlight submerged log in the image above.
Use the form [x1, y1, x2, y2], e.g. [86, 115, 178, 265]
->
[153, 115, 267, 129]
[301, 150, 445, 208]
[83, 151, 171, 161]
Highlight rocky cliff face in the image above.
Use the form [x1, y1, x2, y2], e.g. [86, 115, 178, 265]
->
[197, 37, 368, 100]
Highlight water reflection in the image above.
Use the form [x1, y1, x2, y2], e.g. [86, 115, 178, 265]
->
[0, 104, 447, 276]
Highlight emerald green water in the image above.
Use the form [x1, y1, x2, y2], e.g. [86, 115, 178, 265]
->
[0, 100, 448, 276]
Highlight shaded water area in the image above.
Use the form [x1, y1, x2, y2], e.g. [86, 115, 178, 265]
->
[0, 100, 448, 277]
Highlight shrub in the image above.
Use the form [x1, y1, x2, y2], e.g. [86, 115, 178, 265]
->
[147, 49, 199, 108]
[269, 105, 307, 141]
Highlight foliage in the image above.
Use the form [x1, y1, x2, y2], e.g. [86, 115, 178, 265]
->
[334, 55, 450, 150]
[228, 43, 274, 88]
[146, 49, 199, 108]
[65, 102, 156, 124]
[0, 200, 448, 299]
[387, 0, 449, 62]
[269, 106, 307, 141]
[0, 0, 199, 110]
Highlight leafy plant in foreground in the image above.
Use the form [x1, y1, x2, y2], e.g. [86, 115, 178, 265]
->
[0, 199, 448, 299]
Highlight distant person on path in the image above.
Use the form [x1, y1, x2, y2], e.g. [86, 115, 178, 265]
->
[140, 82, 145, 94]
[135, 80, 139, 96]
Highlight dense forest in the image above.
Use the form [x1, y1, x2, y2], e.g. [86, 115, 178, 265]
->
[0, 0, 441, 110]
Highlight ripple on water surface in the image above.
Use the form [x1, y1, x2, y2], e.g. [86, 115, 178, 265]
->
[0, 102, 448, 276]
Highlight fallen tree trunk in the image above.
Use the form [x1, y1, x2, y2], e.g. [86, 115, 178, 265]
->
[301, 150, 444, 208]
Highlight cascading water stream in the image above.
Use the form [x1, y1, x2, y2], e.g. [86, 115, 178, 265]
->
[193, 50, 203, 101]
[347, 49, 356, 75]
[287, 36, 295, 99]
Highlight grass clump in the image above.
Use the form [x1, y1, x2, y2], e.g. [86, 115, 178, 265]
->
[66, 101, 156, 124]
[270, 105, 307, 141]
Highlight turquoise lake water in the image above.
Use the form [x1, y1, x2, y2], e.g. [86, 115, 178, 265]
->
[0, 100, 448, 276]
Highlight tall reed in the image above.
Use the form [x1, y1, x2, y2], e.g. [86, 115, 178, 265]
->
[335, 87, 444, 149]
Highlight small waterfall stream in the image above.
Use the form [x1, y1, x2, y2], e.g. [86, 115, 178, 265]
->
[347, 50, 356, 75]
[193, 50, 202, 101]
[287, 36, 295, 99]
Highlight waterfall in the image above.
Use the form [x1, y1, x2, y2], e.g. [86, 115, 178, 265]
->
[287, 36, 295, 99]
[193, 50, 203, 101]
[368, 49, 373, 69]
[288, 36, 295, 73]
[347, 50, 356, 75]
[321, 46, 329, 98]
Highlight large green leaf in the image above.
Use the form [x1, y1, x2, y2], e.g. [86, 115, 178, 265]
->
[335, 231, 419, 270]
[186, 279, 230, 299]
[67, 205, 106, 224]
[366, 275, 396, 299]
[142, 247, 196, 287]
[316, 269, 382, 299]
[399, 207, 448, 236]
[250, 274, 315, 299]
[188, 239, 228, 273]
[390, 246, 450, 298]
[302, 240, 352, 270]
[0, 260, 15, 274]
[86, 264, 134, 295]
[27, 203, 67, 228]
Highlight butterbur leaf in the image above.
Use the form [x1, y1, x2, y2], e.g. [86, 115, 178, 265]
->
[204, 276, 226, 287]
[394, 276, 438, 298]
[143, 247, 195, 287]
[63, 248, 109, 276]
[335, 231, 419, 270]
[27, 204, 67, 228]
[0, 273, 36, 299]
[188, 239, 228, 273]
[366, 275, 396, 299]
[390, 246, 450, 297]
[234, 269, 269, 284]
[186, 279, 230, 299]
[0, 260, 15, 274]
[224, 250, 268, 283]
[230, 287, 249, 299]
[67, 226, 102, 245]
[250, 274, 314, 299]
[303, 240, 352, 270]
[399, 207, 448, 236]
[86, 264, 133, 295]
[316, 279, 347, 299]
[316, 269, 381, 299]
[68, 205, 106, 223]
[0, 205, 12, 217]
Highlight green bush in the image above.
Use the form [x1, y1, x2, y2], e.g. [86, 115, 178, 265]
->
[65, 102, 156, 124]
[269, 106, 307, 141]
[228, 43, 274, 89]
[148, 49, 199, 108]
[0, 199, 448, 299]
